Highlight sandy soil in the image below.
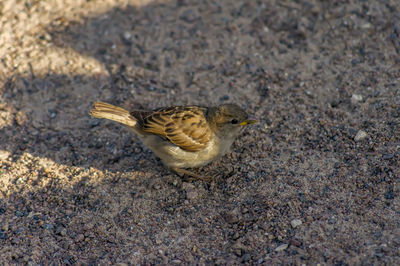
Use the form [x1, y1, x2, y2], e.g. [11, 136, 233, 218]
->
[0, 0, 399, 264]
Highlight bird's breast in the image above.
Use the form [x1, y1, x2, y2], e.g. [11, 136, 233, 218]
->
[142, 134, 233, 168]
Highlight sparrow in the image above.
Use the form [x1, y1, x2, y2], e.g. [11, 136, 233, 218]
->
[89, 102, 257, 181]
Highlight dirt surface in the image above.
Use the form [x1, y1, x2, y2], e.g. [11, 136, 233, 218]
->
[1, 0, 399, 264]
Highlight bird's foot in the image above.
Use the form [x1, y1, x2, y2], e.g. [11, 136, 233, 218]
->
[171, 167, 212, 183]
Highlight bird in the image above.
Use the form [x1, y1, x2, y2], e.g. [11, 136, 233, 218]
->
[89, 102, 257, 181]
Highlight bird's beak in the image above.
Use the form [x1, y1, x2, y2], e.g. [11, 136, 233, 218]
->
[239, 120, 258, 126]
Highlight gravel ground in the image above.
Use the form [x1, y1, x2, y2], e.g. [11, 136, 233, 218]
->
[0, 0, 399, 264]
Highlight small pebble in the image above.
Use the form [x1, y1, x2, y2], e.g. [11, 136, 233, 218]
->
[182, 183, 199, 199]
[354, 130, 367, 141]
[75, 234, 84, 242]
[224, 209, 240, 224]
[48, 109, 57, 119]
[122, 31, 132, 42]
[242, 253, 251, 262]
[186, 191, 198, 200]
[2, 223, 8, 231]
[361, 23, 372, 29]
[290, 239, 302, 247]
[351, 94, 363, 104]
[0, 231, 7, 240]
[0, 150, 11, 160]
[60, 228, 67, 236]
[219, 95, 229, 101]
[382, 154, 394, 160]
[234, 247, 243, 256]
[15, 210, 25, 217]
[180, 9, 197, 23]
[42, 223, 54, 230]
[172, 179, 179, 186]
[384, 190, 394, 200]
[291, 219, 303, 228]
[275, 244, 288, 252]
[304, 90, 313, 98]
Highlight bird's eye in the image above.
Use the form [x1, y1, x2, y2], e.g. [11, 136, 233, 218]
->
[231, 119, 239, 124]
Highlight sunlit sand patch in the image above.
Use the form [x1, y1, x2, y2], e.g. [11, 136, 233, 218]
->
[0, 152, 144, 200]
[25, 47, 108, 77]
[0, 104, 14, 129]
[0, 0, 156, 78]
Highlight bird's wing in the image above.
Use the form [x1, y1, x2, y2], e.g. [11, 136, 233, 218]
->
[137, 106, 212, 152]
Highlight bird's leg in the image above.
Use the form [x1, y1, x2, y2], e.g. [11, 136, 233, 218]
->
[171, 167, 212, 182]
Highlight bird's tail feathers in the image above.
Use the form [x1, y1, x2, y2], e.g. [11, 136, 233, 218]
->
[90, 102, 137, 127]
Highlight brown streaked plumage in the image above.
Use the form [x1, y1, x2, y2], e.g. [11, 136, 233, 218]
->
[90, 102, 257, 181]
[138, 106, 211, 152]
